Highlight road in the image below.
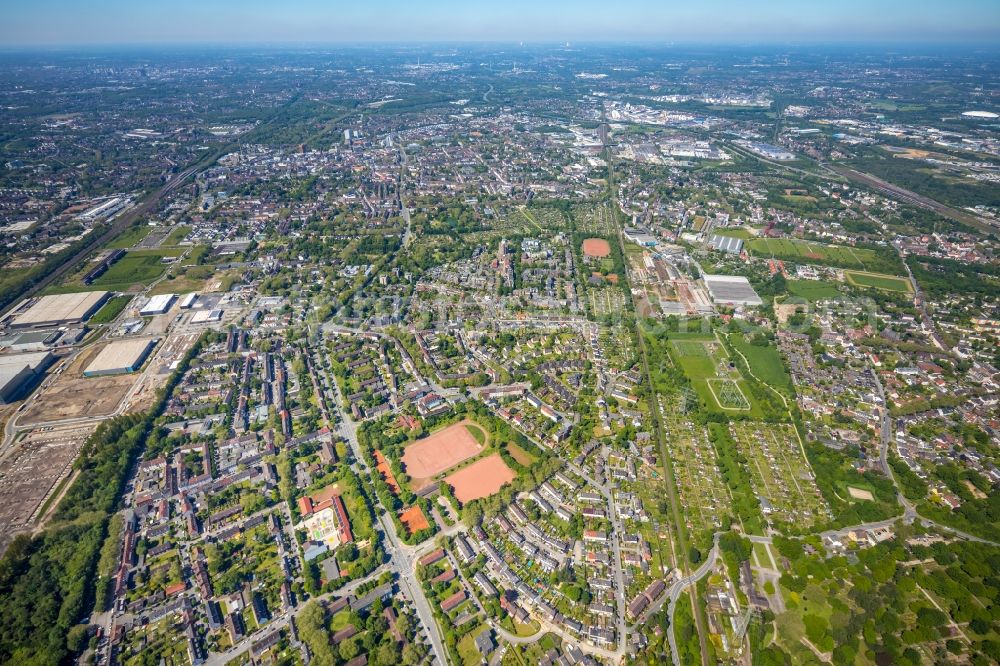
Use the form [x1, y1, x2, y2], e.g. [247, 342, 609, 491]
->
[324, 350, 449, 665]
[901, 258, 949, 351]
[562, 458, 629, 659]
[665, 536, 720, 666]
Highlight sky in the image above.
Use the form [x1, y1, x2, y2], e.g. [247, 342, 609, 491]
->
[1, 0, 998, 46]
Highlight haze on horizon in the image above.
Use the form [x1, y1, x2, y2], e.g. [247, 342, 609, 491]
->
[1, 0, 998, 47]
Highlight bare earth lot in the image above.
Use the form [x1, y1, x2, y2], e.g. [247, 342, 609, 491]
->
[122, 332, 199, 412]
[445, 454, 516, 504]
[0, 424, 95, 554]
[401, 420, 484, 489]
[21, 373, 135, 424]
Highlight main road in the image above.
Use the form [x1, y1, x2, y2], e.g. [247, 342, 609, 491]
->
[321, 346, 449, 665]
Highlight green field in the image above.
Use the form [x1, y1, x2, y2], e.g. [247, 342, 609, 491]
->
[88, 249, 182, 290]
[844, 270, 912, 293]
[748, 237, 902, 274]
[108, 224, 151, 249]
[785, 279, 841, 302]
[669, 335, 765, 416]
[707, 378, 751, 410]
[465, 423, 487, 445]
[163, 225, 192, 246]
[46, 248, 185, 294]
[91, 255, 168, 288]
[711, 227, 753, 240]
[88, 295, 132, 324]
[671, 339, 719, 379]
[729, 332, 794, 394]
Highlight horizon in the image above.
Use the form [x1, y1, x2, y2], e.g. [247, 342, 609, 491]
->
[2, 0, 998, 47]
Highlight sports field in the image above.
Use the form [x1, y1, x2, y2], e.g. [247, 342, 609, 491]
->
[844, 270, 912, 293]
[399, 505, 430, 535]
[375, 450, 402, 495]
[582, 238, 611, 258]
[785, 279, 840, 302]
[445, 454, 515, 504]
[401, 420, 485, 486]
[748, 237, 899, 274]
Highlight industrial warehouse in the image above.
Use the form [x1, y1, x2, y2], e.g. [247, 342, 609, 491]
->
[139, 293, 176, 316]
[7, 291, 110, 329]
[83, 338, 157, 377]
[0, 351, 55, 404]
[702, 274, 764, 306]
[707, 233, 744, 255]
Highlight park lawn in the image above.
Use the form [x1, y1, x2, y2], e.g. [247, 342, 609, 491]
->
[729, 332, 794, 394]
[844, 270, 912, 293]
[785, 279, 841, 302]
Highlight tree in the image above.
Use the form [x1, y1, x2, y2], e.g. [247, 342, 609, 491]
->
[375, 642, 400, 666]
[339, 637, 361, 661]
[402, 642, 427, 665]
[66, 625, 90, 654]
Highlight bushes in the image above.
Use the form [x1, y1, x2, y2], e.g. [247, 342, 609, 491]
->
[890, 456, 928, 501]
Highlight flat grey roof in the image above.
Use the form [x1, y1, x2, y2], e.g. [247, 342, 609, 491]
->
[11, 291, 109, 328]
[84, 338, 156, 374]
[703, 274, 763, 306]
